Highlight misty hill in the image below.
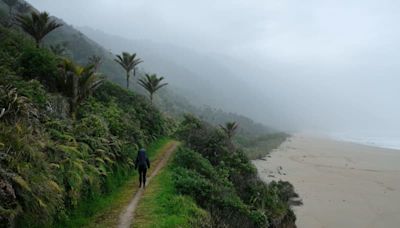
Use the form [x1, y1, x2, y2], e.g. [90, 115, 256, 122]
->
[75, 26, 281, 134]
[76, 27, 282, 126]
[0, 1, 276, 137]
[0, 0, 278, 138]
[78, 26, 242, 107]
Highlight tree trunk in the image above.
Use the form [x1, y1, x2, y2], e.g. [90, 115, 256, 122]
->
[126, 72, 130, 89]
[150, 93, 153, 105]
[70, 74, 78, 119]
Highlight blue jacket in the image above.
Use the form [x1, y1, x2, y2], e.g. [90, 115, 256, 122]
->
[135, 148, 150, 169]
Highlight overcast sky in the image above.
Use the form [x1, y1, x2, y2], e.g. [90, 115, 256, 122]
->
[28, 0, 400, 136]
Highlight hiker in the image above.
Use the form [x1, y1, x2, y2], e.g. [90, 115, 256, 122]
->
[135, 148, 150, 188]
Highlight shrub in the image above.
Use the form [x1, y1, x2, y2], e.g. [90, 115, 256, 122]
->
[174, 115, 298, 227]
[18, 46, 59, 90]
[172, 147, 267, 227]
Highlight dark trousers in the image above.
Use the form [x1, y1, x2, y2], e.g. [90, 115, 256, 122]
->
[138, 165, 147, 187]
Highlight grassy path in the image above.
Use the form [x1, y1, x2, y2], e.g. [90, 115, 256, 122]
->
[118, 141, 179, 228]
[59, 138, 176, 228]
[131, 160, 209, 228]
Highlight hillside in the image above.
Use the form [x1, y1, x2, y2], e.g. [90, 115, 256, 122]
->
[2, 0, 282, 145]
[0, 2, 299, 228]
[10, 0, 284, 157]
[78, 26, 246, 109]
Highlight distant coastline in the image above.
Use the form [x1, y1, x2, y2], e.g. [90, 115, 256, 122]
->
[329, 134, 400, 151]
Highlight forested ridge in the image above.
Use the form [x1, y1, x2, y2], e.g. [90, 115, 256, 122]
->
[0, 1, 299, 227]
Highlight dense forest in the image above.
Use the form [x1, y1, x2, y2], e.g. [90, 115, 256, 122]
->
[0, 1, 299, 227]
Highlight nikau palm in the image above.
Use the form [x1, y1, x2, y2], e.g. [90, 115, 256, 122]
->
[49, 43, 66, 56]
[16, 11, 62, 48]
[114, 52, 142, 89]
[88, 55, 102, 72]
[220, 121, 239, 139]
[58, 60, 103, 117]
[138, 74, 168, 104]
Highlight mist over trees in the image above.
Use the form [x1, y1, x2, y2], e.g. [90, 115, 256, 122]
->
[30, 0, 400, 136]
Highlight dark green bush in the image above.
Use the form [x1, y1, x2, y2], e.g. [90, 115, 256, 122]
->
[172, 147, 267, 227]
[18, 46, 59, 90]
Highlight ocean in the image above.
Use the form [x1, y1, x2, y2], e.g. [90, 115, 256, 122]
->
[329, 133, 400, 151]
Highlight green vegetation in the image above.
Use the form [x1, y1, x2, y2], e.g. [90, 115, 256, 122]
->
[58, 59, 104, 117]
[173, 115, 300, 227]
[0, 4, 298, 228]
[237, 132, 289, 160]
[133, 162, 210, 228]
[0, 21, 170, 227]
[138, 73, 168, 105]
[220, 121, 239, 139]
[58, 138, 171, 228]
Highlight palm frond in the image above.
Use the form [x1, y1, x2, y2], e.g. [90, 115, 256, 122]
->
[114, 52, 143, 88]
[16, 11, 62, 47]
[58, 60, 103, 116]
[220, 121, 239, 139]
[138, 73, 168, 104]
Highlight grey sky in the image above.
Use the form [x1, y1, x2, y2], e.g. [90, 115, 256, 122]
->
[28, 0, 400, 135]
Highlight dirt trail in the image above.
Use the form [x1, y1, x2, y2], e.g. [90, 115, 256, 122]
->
[117, 141, 179, 228]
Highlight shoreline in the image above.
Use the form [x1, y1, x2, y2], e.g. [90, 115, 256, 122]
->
[329, 137, 400, 151]
[253, 135, 400, 228]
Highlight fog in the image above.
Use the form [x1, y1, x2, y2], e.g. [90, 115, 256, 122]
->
[29, 0, 400, 137]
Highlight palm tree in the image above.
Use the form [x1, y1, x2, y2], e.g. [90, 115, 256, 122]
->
[49, 43, 67, 56]
[138, 74, 168, 104]
[220, 121, 239, 140]
[16, 11, 62, 48]
[114, 52, 142, 89]
[58, 60, 103, 118]
[88, 55, 102, 72]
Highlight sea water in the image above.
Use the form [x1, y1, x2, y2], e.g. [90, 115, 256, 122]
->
[329, 133, 400, 151]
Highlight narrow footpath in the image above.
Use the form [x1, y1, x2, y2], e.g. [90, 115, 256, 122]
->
[117, 141, 179, 228]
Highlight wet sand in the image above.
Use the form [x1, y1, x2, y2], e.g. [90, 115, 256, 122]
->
[253, 135, 400, 228]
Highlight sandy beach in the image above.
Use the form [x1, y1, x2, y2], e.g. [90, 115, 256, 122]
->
[253, 135, 400, 228]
